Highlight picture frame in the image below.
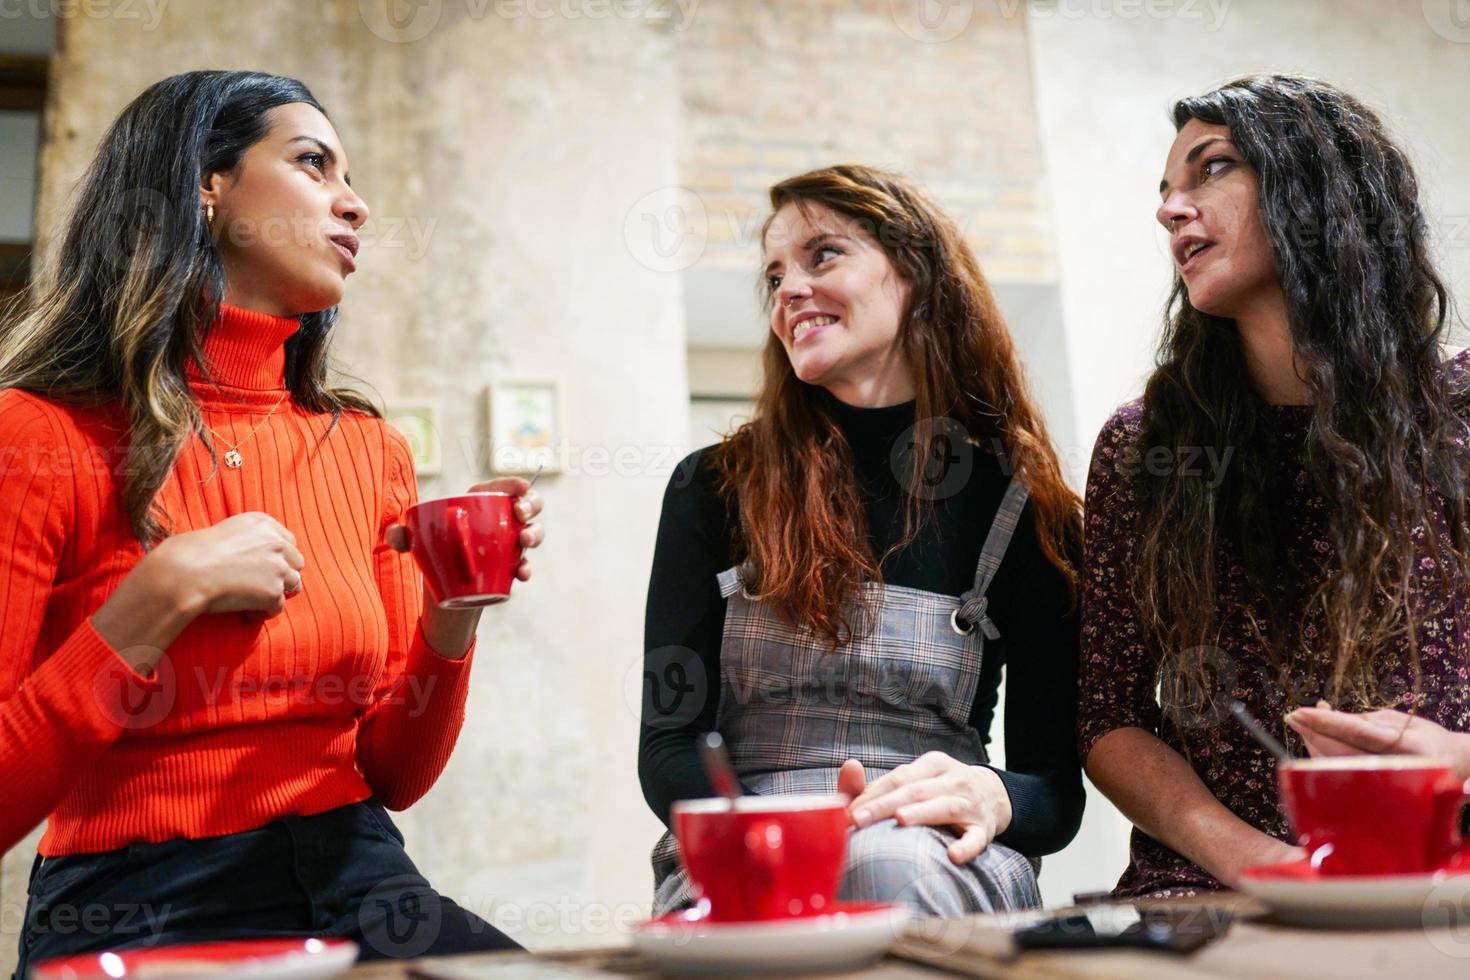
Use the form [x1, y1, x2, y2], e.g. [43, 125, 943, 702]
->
[383, 398, 444, 479]
[487, 378, 562, 475]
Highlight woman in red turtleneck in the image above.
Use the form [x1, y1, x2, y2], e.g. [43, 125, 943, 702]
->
[1, 72, 542, 971]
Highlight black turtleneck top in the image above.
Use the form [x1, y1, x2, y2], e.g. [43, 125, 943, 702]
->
[637, 394, 1084, 857]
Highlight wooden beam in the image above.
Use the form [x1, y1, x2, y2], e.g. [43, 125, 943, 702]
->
[0, 242, 33, 287]
[0, 55, 48, 112]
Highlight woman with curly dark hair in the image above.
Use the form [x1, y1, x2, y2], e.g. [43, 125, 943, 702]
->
[640, 165, 1085, 917]
[1079, 74, 1470, 898]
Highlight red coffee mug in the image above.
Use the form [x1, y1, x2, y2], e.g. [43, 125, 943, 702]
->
[1278, 755, 1470, 876]
[673, 795, 850, 923]
[399, 493, 525, 608]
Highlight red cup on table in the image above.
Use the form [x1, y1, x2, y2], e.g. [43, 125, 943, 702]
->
[1278, 754, 1470, 876]
[399, 492, 525, 608]
[673, 794, 850, 922]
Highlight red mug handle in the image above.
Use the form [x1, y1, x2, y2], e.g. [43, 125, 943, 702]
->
[1435, 776, 1470, 868]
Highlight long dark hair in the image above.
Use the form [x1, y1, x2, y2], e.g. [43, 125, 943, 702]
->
[1135, 74, 1469, 719]
[0, 70, 377, 548]
[713, 165, 1080, 645]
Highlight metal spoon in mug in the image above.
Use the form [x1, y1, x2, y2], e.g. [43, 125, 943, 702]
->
[700, 732, 742, 806]
[1230, 700, 1292, 762]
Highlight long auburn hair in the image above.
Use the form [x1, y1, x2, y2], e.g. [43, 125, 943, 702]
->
[1135, 74, 1470, 720]
[711, 164, 1080, 644]
[0, 70, 377, 549]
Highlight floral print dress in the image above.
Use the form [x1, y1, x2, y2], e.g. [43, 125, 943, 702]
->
[1078, 366, 1470, 897]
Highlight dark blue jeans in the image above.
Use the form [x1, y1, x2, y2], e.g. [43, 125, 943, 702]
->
[14, 800, 517, 978]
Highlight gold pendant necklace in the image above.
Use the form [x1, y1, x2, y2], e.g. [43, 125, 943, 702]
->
[204, 389, 290, 470]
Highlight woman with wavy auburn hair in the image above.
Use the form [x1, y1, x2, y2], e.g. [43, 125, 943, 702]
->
[1079, 74, 1470, 898]
[639, 164, 1085, 915]
[0, 70, 543, 971]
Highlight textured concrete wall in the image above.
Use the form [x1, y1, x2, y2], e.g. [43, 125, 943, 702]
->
[337, 9, 687, 949]
[4, 1, 685, 967]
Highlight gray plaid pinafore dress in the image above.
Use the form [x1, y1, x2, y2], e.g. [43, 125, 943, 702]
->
[650, 477, 1041, 917]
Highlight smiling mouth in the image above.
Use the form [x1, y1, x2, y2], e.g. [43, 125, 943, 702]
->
[793, 314, 838, 342]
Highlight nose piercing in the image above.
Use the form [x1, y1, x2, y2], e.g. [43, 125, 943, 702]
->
[783, 296, 796, 309]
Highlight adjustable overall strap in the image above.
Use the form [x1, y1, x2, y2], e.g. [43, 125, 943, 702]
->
[953, 476, 1030, 639]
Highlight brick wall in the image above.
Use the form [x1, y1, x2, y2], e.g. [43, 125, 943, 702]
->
[677, 0, 1057, 283]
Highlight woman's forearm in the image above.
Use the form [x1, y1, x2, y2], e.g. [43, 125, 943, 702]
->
[90, 543, 203, 675]
[1086, 726, 1298, 887]
[988, 766, 1085, 856]
[418, 588, 479, 660]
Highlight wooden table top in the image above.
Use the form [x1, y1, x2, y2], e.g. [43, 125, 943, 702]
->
[344, 895, 1470, 979]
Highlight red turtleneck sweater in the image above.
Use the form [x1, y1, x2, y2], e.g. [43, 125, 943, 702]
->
[0, 304, 476, 856]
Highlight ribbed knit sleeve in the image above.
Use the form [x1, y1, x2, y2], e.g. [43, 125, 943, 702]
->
[354, 424, 476, 810]
[0, 391, 158, 854]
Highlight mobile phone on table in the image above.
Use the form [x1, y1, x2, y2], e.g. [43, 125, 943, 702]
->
[1012, 902, 1232, 953]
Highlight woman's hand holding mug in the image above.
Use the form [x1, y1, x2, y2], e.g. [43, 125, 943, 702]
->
[385, 477, 545, 659]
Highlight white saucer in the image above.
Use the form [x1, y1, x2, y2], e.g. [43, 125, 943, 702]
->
[631, 902, 911, 974]
[1239, 858, 1470, 928]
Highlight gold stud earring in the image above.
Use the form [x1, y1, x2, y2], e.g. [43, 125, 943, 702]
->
[204, 203, 215, 225]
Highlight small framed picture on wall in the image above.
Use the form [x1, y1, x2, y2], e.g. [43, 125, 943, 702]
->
[487, 379, 562, 475]
[384, 399, 444, 478]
